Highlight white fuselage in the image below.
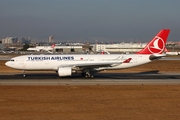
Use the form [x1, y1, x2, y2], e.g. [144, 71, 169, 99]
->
[5, 54, 152, 71]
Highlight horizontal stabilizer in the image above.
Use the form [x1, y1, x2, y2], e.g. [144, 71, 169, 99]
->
[149, 54, 166, 60]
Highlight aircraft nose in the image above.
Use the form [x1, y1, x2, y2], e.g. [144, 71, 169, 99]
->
[5, 61, 10, 67]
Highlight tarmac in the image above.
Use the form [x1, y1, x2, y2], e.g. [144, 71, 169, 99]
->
[1, 72, 180, 85]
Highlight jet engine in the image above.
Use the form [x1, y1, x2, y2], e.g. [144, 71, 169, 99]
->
[58, 67, 72, 76]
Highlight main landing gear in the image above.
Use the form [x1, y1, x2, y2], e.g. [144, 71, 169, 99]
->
[82, 72, 94, 78]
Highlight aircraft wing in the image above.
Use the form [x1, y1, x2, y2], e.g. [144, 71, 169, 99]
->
[58, 58, 132, 68]
[59, 62, 122, 68]
[76, 62, 123, 68]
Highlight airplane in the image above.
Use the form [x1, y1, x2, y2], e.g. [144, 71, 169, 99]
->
[164, 48, 179, 55]
[27, 44, 55, 53]
[5, 29, 170, 78]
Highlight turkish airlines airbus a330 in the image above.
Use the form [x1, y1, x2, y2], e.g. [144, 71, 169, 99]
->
[5, 29, 170, 78]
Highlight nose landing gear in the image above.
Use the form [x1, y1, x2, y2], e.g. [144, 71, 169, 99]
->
[22, 70, 26, 77]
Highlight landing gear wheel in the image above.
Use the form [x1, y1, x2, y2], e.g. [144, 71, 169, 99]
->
[85, 74, 89, 78]
[83, 72, 94, 79]
[90, 75, 94, 78]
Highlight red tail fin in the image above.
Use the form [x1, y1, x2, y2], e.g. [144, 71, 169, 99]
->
[51, 44, 55, 48]
[137, 29, 170, 54]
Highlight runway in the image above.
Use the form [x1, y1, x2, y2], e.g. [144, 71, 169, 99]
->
[1, 72, 180, 85]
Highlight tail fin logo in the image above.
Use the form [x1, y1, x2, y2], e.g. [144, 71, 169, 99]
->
[148, 36, 165, 54]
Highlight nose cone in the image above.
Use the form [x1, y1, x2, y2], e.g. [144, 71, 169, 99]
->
[5, 61, 10, 67]
[5, 61, 16, 69]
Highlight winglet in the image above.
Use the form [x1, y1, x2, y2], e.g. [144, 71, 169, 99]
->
[123, 58, 132, 63]
[137, 29, 170, 54]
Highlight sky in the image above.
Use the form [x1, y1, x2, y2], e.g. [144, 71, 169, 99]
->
[0, 0, 180, 42]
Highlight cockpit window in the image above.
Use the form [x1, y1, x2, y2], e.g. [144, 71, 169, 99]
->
[10, 59, 15, 62]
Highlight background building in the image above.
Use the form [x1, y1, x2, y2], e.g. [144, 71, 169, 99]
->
[2, 37, 18, 45]
[92, 42, 147, 53]
[48, 36, 54, 43]
[18, 37, 31, 45]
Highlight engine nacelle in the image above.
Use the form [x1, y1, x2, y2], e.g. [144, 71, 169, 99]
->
[58, 67, 72, 76]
